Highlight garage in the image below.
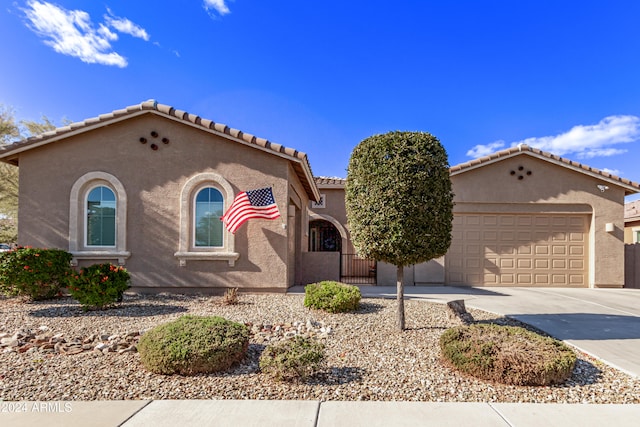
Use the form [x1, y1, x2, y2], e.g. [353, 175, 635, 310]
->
[446, 213, 589, 287]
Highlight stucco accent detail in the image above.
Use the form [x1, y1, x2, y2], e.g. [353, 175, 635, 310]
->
[175, 172, 239, 266]
[69, 171, 130, 266]
[450, 144, 640, 195]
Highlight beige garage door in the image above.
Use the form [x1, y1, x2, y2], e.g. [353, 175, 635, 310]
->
[446, 214, 589, 287]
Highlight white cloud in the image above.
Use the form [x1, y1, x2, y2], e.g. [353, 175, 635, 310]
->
[466, 140, 505, 158]
[105, 9, 150, 41]
[204, 0, 231, 17]
[23, 1, 150, 68]
[467, 115, 640, 159]
[601, 168, 621, 176]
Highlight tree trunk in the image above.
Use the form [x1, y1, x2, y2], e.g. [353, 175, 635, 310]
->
[397, 265, 405, 331]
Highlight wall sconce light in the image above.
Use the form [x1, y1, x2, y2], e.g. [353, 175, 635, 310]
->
[605, 223, 614, 233]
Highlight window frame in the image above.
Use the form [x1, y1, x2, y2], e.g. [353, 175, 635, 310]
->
[175, 172, 239, 266]
[69, 172, 130, 266]
[84, 184, 117, 248]
[192, 186, 225, 249]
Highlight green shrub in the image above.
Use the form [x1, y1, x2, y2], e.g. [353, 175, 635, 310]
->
[138, 315, 249, 375]
[67, 263, 130, 311]
[0, 247, 73, 300]
[440, 323, 576, 386]
[304, 281, 361, 313]
[259, 336, 325, 382]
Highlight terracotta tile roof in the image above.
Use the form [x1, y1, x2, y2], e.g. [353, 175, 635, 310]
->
[314, 177, 346, 187]
[450, 144, 640, 195]
[0, 100, 320, 201]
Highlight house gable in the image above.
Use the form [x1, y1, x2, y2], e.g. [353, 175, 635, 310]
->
[450, 144, 640, 196]
[0, 100, 320, 202]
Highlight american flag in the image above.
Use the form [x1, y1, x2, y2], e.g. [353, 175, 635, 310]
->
[221, 187, 281, 234]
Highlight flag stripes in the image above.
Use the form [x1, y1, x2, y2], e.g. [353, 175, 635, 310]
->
[221, 187, 280, 233]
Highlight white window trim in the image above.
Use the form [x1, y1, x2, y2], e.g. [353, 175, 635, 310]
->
[633, 227, 640, 243]
[69, 172, 130, 266]
[175, 172, 239, 266]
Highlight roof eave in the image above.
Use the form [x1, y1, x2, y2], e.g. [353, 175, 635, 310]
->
[450, 147, 640, 195]
[0, 101, 321, 200]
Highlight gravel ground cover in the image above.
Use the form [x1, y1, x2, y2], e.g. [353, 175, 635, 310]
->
[1, 293, 640, 403]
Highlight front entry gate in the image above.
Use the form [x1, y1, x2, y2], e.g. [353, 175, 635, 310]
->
[341, 253, 376, 285]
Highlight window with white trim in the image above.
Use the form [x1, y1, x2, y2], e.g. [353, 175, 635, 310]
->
[69, 172, 129, 266]
[175, 173, 239, 266]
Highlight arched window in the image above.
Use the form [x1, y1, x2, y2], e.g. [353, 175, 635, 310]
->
[69, 172, 129, 266]
[86, 186, 116, 247]
[194, 187, 224, 247]
[175, 172, 239, 266]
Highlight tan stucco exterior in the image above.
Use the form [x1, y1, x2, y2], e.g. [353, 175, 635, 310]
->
[624, 200, 640, 244]
[2, 103, 318, 293]
[450, 153, 627, 288]
[2, 101, 637, 291]
[303, 149, 636, 288]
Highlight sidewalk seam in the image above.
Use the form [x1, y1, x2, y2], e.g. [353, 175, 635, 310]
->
[117, 400, 153, 426]
[314, 401, 322, 427]
[487, 402, 514, 427]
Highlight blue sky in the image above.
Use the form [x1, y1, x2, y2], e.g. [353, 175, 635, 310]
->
[2, 1, 640, 195]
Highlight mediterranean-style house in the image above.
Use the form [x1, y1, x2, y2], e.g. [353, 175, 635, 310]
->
[1, 100, 638, 292]
[624, 200, 640, 244]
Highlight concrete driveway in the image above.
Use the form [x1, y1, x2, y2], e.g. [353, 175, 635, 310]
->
[342, 286, 640, 377]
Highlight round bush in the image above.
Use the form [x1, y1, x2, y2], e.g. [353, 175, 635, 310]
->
[0, 247, 73, 300]
[138, 315, 249, 375]
[259, 336, 325, 382]
[304, 281, 361, 313]
[67, 263, 131, 311]
[440, 323, 576, 386]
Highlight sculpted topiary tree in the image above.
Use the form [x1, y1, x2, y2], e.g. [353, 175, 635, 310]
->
[346, 131, 454, 330]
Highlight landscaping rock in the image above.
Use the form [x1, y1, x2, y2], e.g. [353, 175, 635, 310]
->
[446, 299, 474, 325]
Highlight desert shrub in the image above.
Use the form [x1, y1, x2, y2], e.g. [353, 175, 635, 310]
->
[138, 315, 249, 375]
[222, 287, 239, 305]
[440, 323, 576, 386]
[67, 263, 130, 311]
[304, 281, 361, 313]
[0, 247, 73, 300]
[259, 336, 325, 382]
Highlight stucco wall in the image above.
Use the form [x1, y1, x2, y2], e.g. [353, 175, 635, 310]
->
[451, 155, 626, 288]
[17, 113, 296, 292]
[300, 252, 341, 284]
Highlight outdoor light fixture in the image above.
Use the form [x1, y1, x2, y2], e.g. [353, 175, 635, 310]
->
[597, 185, 609, 192]
[605, 223, 614, 233]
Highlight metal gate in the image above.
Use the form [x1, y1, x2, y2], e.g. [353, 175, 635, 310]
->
[341, 253, 376, 284]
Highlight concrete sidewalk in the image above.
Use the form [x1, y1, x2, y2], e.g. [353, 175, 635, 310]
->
[3, 400, 640, 427]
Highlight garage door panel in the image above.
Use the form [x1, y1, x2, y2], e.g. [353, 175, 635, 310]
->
[534, 274, 549, 284]
[483, 216, 498, 226]
[446, 213, 589, 287]
[500, 216, 515, 226]
[535, 259, 549, 269]
[518, 246, 532, 255]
